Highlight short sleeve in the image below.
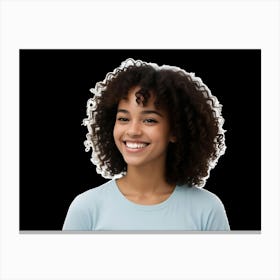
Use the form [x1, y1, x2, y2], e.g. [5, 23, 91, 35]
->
[62, 195, 93, 231]
[204, 196, 230, 231]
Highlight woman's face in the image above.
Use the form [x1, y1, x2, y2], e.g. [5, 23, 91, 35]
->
[113, 86, 175, 170]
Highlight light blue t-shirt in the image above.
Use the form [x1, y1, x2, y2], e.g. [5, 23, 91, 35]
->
[62, 180, 230, 231]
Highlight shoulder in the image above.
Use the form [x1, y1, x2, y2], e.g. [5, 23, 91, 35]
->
[62, 180, 115, 230]
[177, 185, 226, 211]
[71, 180, 114, 207]
[176, 185, 230, 230]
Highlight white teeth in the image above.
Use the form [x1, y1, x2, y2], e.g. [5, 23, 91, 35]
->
[125, 142, 148, 149]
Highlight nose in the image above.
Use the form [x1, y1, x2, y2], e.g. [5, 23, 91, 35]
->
[126, 120, 142, 137]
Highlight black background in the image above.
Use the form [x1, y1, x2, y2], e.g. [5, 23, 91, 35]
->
[20, 50, 261, 231]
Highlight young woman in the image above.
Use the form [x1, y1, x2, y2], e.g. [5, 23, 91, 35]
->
[63, 58, 230, 231]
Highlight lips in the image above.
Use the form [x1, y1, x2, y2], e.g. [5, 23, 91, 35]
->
[124, 141, 149, 149]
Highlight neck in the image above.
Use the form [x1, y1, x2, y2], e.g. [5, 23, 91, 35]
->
[117, 164, 173, 195]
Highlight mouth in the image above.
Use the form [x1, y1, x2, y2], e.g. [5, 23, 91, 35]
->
[123, 141, 150, 150]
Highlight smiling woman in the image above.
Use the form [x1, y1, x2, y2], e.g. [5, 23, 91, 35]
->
[62, 58, 230, 231]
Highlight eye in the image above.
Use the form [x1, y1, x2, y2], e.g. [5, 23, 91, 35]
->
[143, 118, 158, 124]
[117, 117, 129, 122]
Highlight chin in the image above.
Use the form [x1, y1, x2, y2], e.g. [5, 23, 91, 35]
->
[123, 158, 146, 167]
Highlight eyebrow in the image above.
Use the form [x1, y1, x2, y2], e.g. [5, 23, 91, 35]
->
[117, 109, 163, 117]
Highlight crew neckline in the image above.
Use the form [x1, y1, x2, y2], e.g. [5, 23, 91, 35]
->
[112, 179, 179, 211]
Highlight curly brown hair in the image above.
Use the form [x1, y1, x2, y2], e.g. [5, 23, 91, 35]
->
[83, 59, 226, 187]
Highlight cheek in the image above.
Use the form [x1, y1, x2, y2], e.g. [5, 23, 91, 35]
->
[153, 126, 172, 144]
[113, 123, 123, 148]
[113, 123, 118, 143]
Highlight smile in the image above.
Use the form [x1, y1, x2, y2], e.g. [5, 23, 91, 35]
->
[124, 141, 149, 149]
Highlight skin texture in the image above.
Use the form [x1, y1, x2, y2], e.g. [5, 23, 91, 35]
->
[113, 86, 176, 205]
